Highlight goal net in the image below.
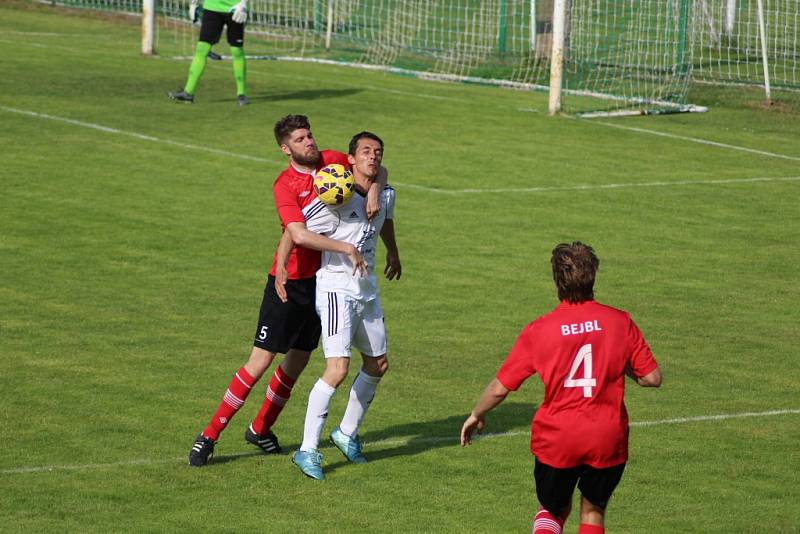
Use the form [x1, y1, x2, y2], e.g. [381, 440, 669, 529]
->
[48, 0, 799, 113]
[151, 0, 698, 114]
[692, 0, 800, 92]
[556, 0, 697, 115]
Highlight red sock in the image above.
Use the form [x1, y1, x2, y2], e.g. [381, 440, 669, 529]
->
[532, 509, 563, 534]
[251, 365, 296, 436]
[202, 367, 256, 441]
[578, 524, 604, 534]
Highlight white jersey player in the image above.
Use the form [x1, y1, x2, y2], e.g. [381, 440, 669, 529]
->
[305, 182, 395, 302]
[292, 131, 401, 481]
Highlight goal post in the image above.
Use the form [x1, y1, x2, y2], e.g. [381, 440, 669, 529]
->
[547, 0, 567, 114]
[142, 0, 155, 55]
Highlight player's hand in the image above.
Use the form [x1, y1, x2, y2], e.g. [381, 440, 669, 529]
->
[460, 413, 485, 447]
[188, 0, 199, 23]
[384, 252, 401, 280]
[275, 264, 288, 303]
[347, 246, 368, 277]
[231, 0, 247, 24]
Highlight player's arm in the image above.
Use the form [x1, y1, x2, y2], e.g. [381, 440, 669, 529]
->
[379, 218, 401, 280]
[625, 364, 662, 387]
[285, 222, 367, 276]
[273, 230, 294, 303]
[365, 166, 388, 220]
[460, 378, 510, 446]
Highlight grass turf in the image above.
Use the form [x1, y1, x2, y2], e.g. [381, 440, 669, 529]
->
[1, 2, 799, 532]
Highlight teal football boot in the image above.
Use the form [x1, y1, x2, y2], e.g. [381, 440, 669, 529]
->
[292, 449, 324, 480]
[330, 427, 367, 464]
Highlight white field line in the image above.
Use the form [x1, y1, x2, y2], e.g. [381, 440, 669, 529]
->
[398, 176, 800, 194]
[2, 408, 798, 475]
[0, 38, 83, 53]
[3, 106, 798, 195]
[4, 31, 104, 37]
[593, 121, 800, 163]
[0, 105, 281, 167]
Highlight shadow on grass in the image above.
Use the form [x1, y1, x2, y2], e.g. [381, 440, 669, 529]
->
[321, 401, 537, 474]
[198, 401, 535, 469]
[206, 88, 363, 104]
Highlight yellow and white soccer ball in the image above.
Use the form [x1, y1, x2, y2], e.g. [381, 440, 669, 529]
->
[313, 164, 355, 206]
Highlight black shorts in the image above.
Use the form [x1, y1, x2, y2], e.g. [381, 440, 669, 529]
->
[199, 8, 244, 47]
[253, 276, 321, 354]
[534, 458, 626, 518]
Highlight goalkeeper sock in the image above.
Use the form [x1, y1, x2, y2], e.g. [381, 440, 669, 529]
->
[184, 40, 212, 95]
[230, 46, 246, 96]
[202, 366, 255, 440]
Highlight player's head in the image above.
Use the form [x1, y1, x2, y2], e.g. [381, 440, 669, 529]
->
[274, 114, 320, 167]
[551, 241, 599, 303]
[348, 131, 384, 180]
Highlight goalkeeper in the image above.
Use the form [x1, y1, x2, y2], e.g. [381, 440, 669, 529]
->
[169, 0, 249, 105]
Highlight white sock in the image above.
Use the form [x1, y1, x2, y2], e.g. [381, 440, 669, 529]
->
[300, 379, 336, 452]
[339, 370, 381, 437]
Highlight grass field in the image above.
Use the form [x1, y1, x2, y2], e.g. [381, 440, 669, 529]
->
[1, 2, 799, 532]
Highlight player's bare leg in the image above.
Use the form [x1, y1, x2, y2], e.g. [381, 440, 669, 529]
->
[280, 348, 312, 379]
[243, 346, 278, 379]
[578, 496, 605, 534]
[321, 356, 350, 387]
[360, 353, 388, 378]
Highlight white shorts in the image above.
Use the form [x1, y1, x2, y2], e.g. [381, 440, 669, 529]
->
[316, 292, 387, 358]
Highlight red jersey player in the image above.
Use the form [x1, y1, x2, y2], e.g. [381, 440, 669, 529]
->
[461, 242, 662, 534]
[188, 115, 381, 467]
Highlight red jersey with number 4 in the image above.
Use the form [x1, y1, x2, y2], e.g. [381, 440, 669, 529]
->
[269, 150, 349, 280]
[496, 300, 658, 469]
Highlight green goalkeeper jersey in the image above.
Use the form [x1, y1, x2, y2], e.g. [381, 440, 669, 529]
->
[202, 0, 239, 14]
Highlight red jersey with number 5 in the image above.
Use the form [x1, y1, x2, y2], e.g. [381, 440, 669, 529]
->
[496, 300, 658, 469]
[269, 150, 349, 280]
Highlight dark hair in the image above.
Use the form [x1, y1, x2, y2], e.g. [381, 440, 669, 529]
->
[348, 131, 384, 155]
[274, 114, 311, 145]
[551, 242, 599, 303]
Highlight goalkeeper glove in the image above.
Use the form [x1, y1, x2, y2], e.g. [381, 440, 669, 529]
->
[188, 0, 198, 23]
[231, 0, 247, 24]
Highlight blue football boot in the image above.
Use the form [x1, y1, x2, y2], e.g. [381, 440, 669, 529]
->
[330, 427, 367, 464]
[292, 449, 324, 480]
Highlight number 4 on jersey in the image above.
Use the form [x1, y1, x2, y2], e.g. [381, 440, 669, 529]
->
[564, 344, 596, 397]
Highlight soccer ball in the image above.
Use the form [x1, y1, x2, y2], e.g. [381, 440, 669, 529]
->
[313, 164, 355, 206]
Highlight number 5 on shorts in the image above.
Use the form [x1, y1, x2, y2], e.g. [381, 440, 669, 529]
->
[564, 343, 596, 397]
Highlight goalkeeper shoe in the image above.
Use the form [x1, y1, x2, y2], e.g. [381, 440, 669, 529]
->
[237, 94, 250, 106]
[330, 427, 367, 464]
[189, 434, 215, 467]
[244, 425, 282, 454]
[168, 89, 194, 103]
[292, 449, 324, 480]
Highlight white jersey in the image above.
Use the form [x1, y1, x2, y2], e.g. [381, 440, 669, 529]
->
[302, 185, 395, 301]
